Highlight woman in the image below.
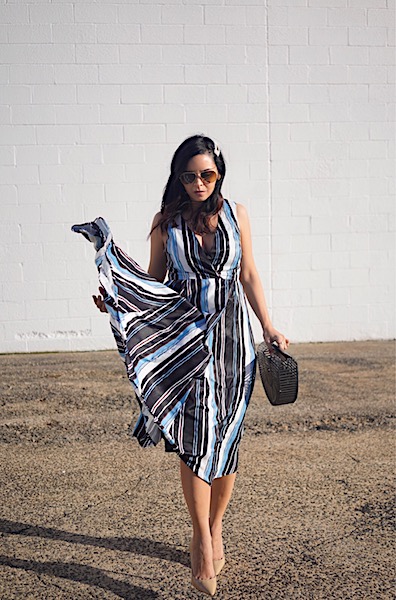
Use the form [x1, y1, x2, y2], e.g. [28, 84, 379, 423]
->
[93, 135, 289, 596]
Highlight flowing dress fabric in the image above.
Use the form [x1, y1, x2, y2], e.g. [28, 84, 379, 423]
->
[72, 199, 256, 484]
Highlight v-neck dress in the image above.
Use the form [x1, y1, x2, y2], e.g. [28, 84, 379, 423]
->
[162, 199, 256, 482]
[72, 199, 256, 484]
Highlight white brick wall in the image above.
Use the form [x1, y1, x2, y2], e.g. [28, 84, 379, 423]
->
[0, 1, 394, 352]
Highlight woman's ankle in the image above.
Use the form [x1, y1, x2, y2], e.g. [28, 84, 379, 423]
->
[192, 531, 212, 550]
[209, 519, 222, 536]
[190, 533, 215, 579]
[209, 523, 223, 560]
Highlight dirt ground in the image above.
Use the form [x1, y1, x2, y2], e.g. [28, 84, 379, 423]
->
[0, 340, 395, 599]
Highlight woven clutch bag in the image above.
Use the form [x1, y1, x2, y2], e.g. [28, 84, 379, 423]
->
[257, 342, 298, 406]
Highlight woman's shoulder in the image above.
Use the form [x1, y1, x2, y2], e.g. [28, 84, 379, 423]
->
[151, 211, 163, 227]
[224, 200, 248, 222]
[150, 211, 168, 244]
[222, 200, 249, 235]
[224, 199, 247, 211]
[235, 202, 248, 215]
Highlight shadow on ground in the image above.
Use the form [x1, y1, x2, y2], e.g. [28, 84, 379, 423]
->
[0, 341, 394, 599]
[0, 555, 159, 600]
[0, 519, 189, 566]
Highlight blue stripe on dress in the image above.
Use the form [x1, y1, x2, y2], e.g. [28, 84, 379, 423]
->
[72, 199, 256, 485]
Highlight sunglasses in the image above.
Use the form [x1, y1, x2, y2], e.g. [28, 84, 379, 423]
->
[179, 170, 218, 186]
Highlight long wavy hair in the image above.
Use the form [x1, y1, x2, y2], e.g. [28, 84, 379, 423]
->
[153, 134, 226, 235]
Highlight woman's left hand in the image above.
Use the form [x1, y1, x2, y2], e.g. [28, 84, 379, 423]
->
[263, 326, 289, 351]
[92, 286, 108, 313]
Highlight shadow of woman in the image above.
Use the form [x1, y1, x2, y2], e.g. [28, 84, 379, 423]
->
[0, 555, 159, 600]
[0, 519, 189, 567]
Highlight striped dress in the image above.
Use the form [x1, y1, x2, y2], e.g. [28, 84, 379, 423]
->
[72, 199, 256, 484]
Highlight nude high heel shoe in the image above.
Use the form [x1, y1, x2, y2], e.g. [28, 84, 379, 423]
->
[191, 574, 217, 597]
[190, 541, 217, 596]
[213, 556, 225, 576]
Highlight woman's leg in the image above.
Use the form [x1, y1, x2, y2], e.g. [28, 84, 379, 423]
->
[209, 473, 237, 560]
[180, 460, 215, 580]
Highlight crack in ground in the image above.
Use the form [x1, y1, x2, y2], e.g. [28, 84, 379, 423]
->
[48, 474, 148, 529]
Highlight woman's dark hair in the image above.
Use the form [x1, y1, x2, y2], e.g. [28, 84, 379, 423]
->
[153, 134, 226, 235]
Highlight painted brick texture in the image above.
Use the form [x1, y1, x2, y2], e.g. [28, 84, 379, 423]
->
[0, 1, 394, 352]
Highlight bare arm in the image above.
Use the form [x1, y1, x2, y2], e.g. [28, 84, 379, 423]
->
[148, 212, 167, 282]
[237, 203, 289, 349]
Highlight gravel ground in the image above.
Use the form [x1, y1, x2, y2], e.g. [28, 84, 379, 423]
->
[0, 340, 395, 599]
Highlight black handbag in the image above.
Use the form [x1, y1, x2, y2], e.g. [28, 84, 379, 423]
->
[257, 342, 298, 406]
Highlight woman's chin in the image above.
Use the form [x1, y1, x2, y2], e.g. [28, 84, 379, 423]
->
[190, 192, 209, 202]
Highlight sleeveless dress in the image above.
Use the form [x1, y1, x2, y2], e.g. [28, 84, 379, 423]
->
[72, 199, 256, 484]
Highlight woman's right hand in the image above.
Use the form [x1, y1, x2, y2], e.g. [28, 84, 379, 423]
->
[92, 286, 108, 313]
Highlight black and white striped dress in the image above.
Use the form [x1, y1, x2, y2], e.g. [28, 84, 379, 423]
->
[72, 199, 256, 484]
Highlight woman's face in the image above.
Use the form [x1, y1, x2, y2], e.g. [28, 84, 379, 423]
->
[180, 153, 219, 203]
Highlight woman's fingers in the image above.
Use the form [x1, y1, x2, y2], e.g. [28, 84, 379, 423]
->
[274, 334, 289, 350]
[272, 333, 288, 350]
[264, 329, 289, 351]
[92, 294, 107, 313]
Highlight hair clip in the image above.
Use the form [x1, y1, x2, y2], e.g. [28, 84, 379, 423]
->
[213, 140, 221, 157]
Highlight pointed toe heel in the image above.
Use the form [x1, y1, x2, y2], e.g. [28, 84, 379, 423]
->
[213, 556, 225, 576]
[191, 574, 217, 597]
